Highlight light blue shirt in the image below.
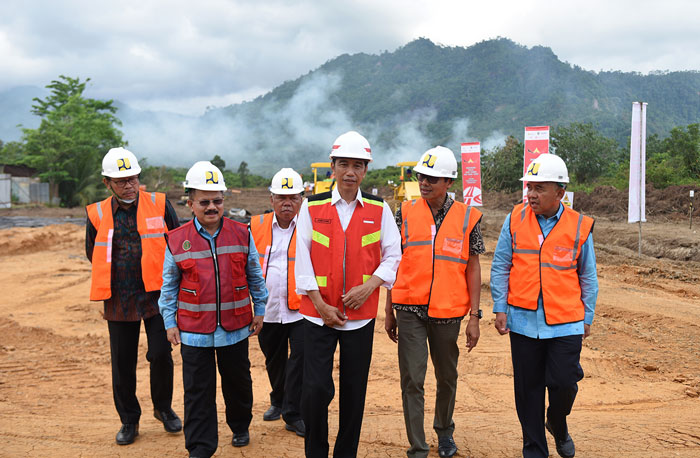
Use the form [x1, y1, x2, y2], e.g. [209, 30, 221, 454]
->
[490, 203, 598, 339]
[159, 218, 269, 347]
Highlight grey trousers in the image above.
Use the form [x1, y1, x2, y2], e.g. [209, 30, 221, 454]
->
[396, 310, 461, 458]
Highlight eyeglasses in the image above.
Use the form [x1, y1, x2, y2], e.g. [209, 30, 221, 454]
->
[416, 173, 441, 184]
[196, 198, 224, 207]
[111, 177, 139, 188]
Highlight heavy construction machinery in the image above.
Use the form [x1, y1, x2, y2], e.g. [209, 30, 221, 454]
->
[310, 162, 335, 194]
[392, 161, 420, 202]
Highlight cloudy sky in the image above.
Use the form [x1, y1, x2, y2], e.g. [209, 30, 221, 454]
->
[2, 0, 698, 116]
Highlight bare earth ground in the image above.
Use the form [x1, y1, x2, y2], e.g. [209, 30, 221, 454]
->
[1, 188, 700, 457]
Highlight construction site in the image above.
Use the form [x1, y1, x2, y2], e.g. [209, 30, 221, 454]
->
[0, 184, 699, 457]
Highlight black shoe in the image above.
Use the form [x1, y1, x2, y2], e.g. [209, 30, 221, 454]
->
[116, 423, 139, 445]
[438, 435, 458, 457]
[232, 431, 250, 447]
[263, 405, 282, 421]
[546, 421, 575, 458]
[284, 419, 306, 437]
[154, 408, 183, 433]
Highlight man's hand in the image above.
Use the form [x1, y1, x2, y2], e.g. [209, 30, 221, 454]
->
[249, 315, 264, 336]
[342, 283, 374, 310]
[166, 327, 181, 346]
[465, 316, 480, 352]
[385, 311, 398, 343]
[318, 302, 348, 327]
[494, 312, 510, 335]
[583, 323, 591, 339]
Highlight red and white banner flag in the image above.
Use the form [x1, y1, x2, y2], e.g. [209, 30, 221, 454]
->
[461, 142, 482, 206]
[628, 102, 647, 223]
[523, 126, 550, 202]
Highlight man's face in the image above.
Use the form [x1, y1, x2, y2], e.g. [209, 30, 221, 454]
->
[104, 175, 139, 201]
[187, 190, 225, 227]
[526, 182, 564, 217]
[331, 158, 367, 195]
[417, 172, 453, 201]
[270, 193, 302, 226]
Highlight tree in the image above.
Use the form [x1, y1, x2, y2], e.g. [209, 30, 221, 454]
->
[211, 154, 226, 171]
[665, 124, 700, 176]
[550, 122, 621, 185]
[238, 161, 250, 187]
[21, 76, 124, 206]
[482, 136, 523, 192]
[0, 141, 25, 164]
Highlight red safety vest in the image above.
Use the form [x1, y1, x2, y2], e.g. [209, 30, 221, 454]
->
[86, 191, 167, 301]
[167, 218, 252, 334]
[508, 203, 594, 325]
[250, 212, 300, 311]
[392, 198, 482, 318]
[299, 191, 384, 320]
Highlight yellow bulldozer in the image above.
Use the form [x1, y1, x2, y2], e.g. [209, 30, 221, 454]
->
[309, 162, 335, 194]
[392, 161, 420, 202]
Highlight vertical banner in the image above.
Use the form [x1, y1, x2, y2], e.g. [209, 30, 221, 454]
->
[523, 126, 550, 202]
[461, 142, 482, 206]
[628, 102, 647, 223]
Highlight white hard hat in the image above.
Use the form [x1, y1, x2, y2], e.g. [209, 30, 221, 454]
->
[185, 161, 227, 191]
[413, 146, 458, 179]
[101, 147, 142, 178]
[520, 153, 569, 183]
[269, 168, 304, 195]
[329, 131, 372, 162]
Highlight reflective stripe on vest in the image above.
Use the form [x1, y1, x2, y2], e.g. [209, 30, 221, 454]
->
[167, 218, 252, 333]
[86, 191, 167, 301]
[507, 203, 594, 325]
[392, 198, 481, 319]
[249, 212, 300, 311]
[299, 191, 384, 320]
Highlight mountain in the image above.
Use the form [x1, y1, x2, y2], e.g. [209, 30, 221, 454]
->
[2, 38, 699, 174]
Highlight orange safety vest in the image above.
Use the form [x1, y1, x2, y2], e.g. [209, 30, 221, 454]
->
[250, 212, 300, 311]
[86, 191, 167, 301]
[508, 203, 594, 325]
[392, 198, 482, 319]
[299, 191, 384, 320]
[166, 218, 252, 334]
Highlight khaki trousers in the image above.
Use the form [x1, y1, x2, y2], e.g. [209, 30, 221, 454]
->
[397, 310, 461, 458]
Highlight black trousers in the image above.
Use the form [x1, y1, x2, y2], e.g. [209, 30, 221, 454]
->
[302, 319, 375, 458]
[181, 339, 253, 458]
[258, 320, 305, 423]
[510, 332, 584, 458]
[107, 314, 174, 424]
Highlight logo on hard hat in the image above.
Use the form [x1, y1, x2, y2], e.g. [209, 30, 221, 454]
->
[205, 171, 219, 184]
[117, 158, 132, 171]
[281, 177, 293, 189]
[421, 154, 437, 168]
[527, 162, 541, 176]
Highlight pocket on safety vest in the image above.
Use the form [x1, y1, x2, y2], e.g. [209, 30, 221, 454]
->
[442, 237, 463, 255]
[232, 283, 251, 314]
[180, 259, 199, 282]
[552, 245, 574, 263]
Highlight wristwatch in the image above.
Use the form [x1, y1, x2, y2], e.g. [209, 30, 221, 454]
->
[469, 310, 483, 319]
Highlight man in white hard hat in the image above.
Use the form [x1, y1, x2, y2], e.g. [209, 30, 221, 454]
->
[250, 168, 306, 437]
[295, 131, 402, 457]
[86, 147, 182, 445]
[490, 154, 598, 458]
[158, 161, 269, 457]
[385, 146, 484, 458]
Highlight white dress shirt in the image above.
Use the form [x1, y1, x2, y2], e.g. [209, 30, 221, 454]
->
[295, 187, 402, 330]
[263, 214, 303, 324]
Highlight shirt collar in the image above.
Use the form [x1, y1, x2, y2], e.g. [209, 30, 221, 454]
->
[193, 217, 221, 239]
[272, 212, 297, 229]
[111, 191, 139, 214]
[535, 202, 564, 222]
[331, 187, 363, 206]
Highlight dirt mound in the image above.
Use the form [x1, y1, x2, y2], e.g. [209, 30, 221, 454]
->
[0, 223, 84, 257]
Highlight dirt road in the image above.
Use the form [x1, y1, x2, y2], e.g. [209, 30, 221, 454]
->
[1, 207, 699, 457]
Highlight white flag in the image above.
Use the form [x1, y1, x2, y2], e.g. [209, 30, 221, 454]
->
[628, 102, 647, 223]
